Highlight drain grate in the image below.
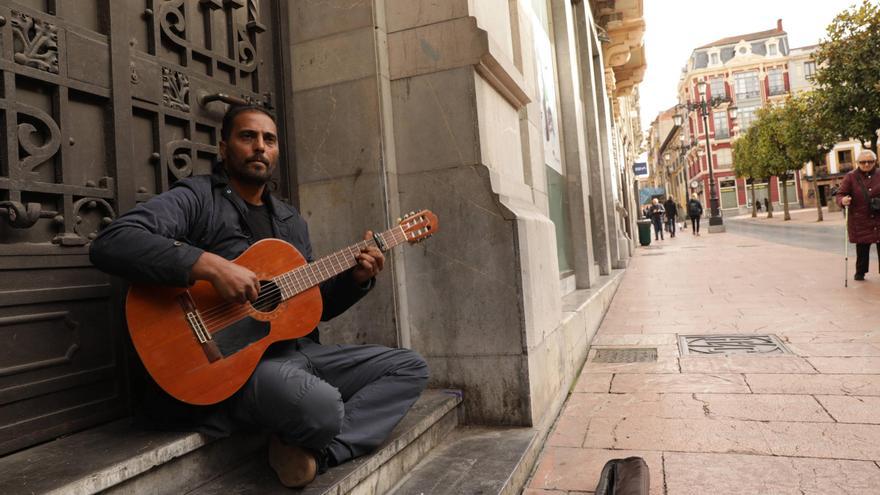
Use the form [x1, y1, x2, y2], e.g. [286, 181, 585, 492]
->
[679, 334, 790, 355]
[592, 348, 658, 363]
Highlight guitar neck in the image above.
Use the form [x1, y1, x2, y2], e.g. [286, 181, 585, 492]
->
[274, 226, 406, 298]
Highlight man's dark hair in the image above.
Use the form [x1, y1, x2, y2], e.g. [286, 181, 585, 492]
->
[220, 105, 276, 141]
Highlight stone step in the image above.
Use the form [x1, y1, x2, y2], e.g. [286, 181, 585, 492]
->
[0, 389, 459, 495]
[386, 426, 540, 495]
[189, 389, 462, 494]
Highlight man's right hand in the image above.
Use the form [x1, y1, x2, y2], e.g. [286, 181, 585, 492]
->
[842, 195, 852, 207]
[191, 252, 260, 304]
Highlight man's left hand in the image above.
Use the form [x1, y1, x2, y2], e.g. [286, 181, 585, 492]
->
[352, 230, 385, 285]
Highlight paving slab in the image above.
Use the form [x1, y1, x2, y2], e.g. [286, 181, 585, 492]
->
[665, 452, 880, 495]
[815, 395, 880, 424]
[610, 373, 750, 394]
[746, 373, 880, 396]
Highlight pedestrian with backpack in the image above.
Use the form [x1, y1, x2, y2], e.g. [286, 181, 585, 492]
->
[687, 193, 703, 236]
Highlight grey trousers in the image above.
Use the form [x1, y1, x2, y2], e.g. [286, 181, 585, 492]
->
[226, 338, 429, 465]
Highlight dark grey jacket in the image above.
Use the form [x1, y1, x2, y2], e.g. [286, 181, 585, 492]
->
[90, 169, 371, 339]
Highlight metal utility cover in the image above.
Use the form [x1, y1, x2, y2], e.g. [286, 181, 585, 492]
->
[679, 334, 791, 355]
[592, 348, 658, 363]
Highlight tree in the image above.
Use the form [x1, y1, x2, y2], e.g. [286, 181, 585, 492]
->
[732, 126, 762, 218]
[752, 105, 795, 220]
[813, 0, 880, 152]
[779, 92, 838, 221]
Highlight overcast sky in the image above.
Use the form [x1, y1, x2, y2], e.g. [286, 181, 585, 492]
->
[639, 0, 863, 138]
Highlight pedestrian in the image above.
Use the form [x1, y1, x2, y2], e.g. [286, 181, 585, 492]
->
[664, 196, 677, 238]
[763, 197, 770, 212]
[836, 150, 880, 281]
[756, 201, 762, 212]
[687, 193, 703, 236]
[648, 198, 665, 240]
[89, 106, 429, 487]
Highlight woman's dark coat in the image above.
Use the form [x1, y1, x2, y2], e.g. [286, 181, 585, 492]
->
[836, 167, 880, 244]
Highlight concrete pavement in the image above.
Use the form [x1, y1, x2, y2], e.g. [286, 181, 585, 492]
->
[525, 227, 880, 494]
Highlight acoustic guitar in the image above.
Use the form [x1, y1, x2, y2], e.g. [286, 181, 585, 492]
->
[125, 210, 438, 405]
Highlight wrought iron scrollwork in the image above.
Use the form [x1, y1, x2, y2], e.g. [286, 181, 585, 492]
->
[237, 27, 256, 71]
[70, 198, 115, 242]
[0, 201, 58, 229]
[16, 102, 62, 176]
[11, 11, 59, 74]
[158, 0, 187, 39]
[162, 67, 190, 112]
[165, 139, 195, 180]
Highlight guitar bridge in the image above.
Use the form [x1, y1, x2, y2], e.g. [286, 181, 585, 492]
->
[177, 291, 222, 362]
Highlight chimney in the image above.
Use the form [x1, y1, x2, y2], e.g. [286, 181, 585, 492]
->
[777, 19, 783, 31]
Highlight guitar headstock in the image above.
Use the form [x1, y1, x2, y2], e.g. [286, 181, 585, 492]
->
[399, 210, 438, 244]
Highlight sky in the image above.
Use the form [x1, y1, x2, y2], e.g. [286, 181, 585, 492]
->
[639, 0, 864, 138]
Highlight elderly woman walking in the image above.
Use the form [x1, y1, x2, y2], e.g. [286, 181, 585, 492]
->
[837, 150, 880, 281]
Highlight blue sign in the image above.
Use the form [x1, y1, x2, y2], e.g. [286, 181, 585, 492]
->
[633, 162, 648, 176]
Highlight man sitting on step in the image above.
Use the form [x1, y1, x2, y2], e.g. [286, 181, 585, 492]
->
[89, 105, 429, 488]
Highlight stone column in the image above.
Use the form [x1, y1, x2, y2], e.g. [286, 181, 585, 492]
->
[288, 0, 408, 348]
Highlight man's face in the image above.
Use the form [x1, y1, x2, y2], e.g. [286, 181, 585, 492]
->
[220, 111, 279, 186]
[857, 152, 877, 173]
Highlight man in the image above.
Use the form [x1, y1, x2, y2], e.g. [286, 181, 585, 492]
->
[837, 149, 880, 281]
[648, 198, 665, 241]
[687, 193, 703, 236]
[89, 105, 429, 487]
[664, 196, 678, 238]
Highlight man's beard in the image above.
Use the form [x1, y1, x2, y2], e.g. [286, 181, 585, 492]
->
[226, 156, 274, 186]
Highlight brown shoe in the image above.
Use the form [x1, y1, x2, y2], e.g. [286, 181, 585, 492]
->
[268, 435, 317, 488]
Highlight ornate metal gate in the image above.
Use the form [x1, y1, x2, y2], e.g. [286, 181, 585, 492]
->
[0, 0, 292, 455]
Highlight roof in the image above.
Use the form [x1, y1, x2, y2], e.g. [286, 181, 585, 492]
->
[697, 27, 785, 50]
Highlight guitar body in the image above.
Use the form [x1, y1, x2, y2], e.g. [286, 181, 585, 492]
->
[125, 239, 322, 405]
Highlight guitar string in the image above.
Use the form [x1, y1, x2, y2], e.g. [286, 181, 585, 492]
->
[192, 231, 403, 325]
[196, 238, 381, 328]
[195, 239, 374, 322]
[194, 228, 413, 330]
[196, 230, 408, 331]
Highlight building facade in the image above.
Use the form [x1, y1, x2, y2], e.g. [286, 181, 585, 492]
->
[0, 0, 644, 455]
[677, 20, 802, 215]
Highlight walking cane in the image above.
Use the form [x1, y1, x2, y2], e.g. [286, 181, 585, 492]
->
[844, 206, 849, 288]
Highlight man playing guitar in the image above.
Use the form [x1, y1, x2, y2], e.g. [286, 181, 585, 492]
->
[89, 105, 429, 487]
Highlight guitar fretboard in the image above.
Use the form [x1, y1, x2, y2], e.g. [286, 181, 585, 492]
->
[273, 226, 406, 299]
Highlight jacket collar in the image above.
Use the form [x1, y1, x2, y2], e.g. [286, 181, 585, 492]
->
[211, 164, 295, 221]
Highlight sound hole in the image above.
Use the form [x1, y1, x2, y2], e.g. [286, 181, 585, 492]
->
[253, 280, 282, 313]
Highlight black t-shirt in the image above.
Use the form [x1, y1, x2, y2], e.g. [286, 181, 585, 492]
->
[244, 201, 274, 241]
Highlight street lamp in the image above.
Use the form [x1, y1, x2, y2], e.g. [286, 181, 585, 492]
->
[675, 81, 737, 233]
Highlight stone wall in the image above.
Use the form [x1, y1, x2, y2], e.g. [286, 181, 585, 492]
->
[286, 0, 635, 427]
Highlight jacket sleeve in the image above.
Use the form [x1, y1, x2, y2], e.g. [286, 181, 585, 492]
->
[295, 220, 374, 322]
[89, 184, 205, 287]
[836, 173, 854, 207]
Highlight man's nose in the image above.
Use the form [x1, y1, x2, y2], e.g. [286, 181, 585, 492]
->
[253, 135, 266, 152]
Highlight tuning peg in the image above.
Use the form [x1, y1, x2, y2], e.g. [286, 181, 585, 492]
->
[396, 217, 401, 223]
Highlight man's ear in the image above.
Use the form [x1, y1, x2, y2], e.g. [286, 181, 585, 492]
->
[219, 140, 227, 162]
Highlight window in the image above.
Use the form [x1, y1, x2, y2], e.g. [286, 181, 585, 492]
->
[779, 178, 798, 204]
[720, 179, 738, 209]
[838, 149, 853, 172]
[713, 110, 729, 139]
[768, 68, 785, 95]
[710, 53, 720, 65]
[737, 106, 758, 130]
[734, 71, 761, 100]
[804, 61, 816, 79]
[709, 77, 725, 99]
[546, 167, 573, 273]
[768, 44, 778, 56]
